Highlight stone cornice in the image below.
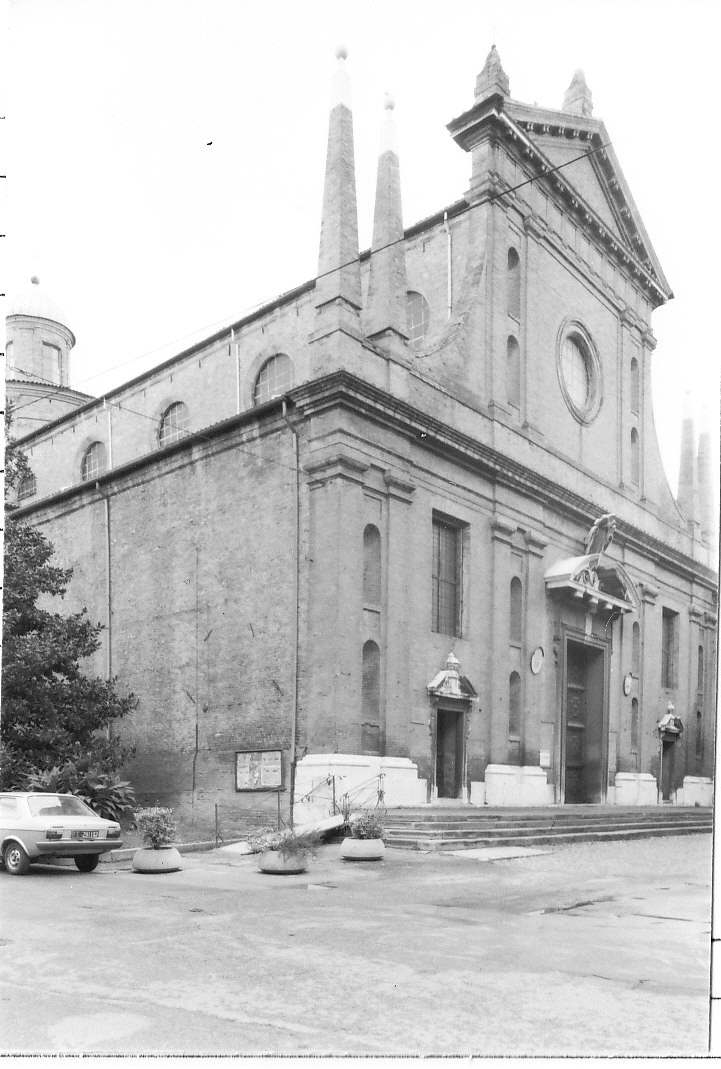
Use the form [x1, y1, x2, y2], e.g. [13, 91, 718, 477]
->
[525, 530, 549, 557]
[291, 371, 717, 590]
[383, 470, 416, 503]
[490, 515, 517, 544]
[639, 583, 659, 605]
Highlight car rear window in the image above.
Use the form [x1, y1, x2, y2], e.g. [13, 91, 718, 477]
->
[27, 795, 97, 818]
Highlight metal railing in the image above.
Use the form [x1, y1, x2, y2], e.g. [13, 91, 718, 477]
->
[212, 772, 387, 846]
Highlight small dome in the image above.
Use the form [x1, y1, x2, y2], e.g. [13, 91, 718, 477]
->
[8, 277, 74, 340]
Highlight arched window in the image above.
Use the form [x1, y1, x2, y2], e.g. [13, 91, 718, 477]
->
[631, 698, 639, 750]
[630, 427, 640, 485]
[507, 248, 520, 319]
[510, 577, 523, 645]
[698, 645, 704, 692]
[158, 401, 190, 447]
[509, 671, 521, 738]
[17, 473, 36, 501]
[363, 525, 381, 606]
[81, 441, 107, 482]
[361, 640, 381, 754]
[507, 336, 520, 408]
[406, 291, 430, 349]
[253, 354, 293, 406]
[630, 357, 640, 414]
[632, 622, 641, 677]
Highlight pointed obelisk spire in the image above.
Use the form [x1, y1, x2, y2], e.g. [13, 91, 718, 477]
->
[313, 46, 363, 339]
[475, 44, 510, 101]
[677, 391, 699, 530]
[563, 69, 593, 117]
[696, 405, 716, 546]
[365, 94, 409, 351]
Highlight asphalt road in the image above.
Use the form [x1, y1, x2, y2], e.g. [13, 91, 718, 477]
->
[0, 833, 712, 1056]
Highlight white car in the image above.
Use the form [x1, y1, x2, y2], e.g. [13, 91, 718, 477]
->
[0, 792, 123, 875]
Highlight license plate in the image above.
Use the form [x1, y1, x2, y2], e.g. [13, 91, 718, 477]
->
[71, 830, 99, 840]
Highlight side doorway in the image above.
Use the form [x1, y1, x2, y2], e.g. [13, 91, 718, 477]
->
[435, 708, 465, 799]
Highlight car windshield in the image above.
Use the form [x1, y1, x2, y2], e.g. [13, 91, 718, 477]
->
[27, 795, 98, 818]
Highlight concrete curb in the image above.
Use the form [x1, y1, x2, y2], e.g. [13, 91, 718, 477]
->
[100, 838, 247, 864]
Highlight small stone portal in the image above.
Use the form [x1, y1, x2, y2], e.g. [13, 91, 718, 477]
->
[436, 708, 464, 799]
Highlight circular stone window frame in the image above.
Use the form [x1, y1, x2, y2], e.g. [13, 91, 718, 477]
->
[555, 319, 603, 425]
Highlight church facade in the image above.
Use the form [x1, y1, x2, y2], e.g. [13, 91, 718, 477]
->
[7, 49, 717, 830]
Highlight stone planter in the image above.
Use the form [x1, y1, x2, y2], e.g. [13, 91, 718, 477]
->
[132, 845, 182, 874]
[257, 850, 308, 875]
[340, 837, 385, 861]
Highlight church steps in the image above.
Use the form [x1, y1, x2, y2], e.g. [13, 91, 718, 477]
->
[386, 824, 712, 851]
[381, 806, 712, 850]
[384, 818, 711, 840]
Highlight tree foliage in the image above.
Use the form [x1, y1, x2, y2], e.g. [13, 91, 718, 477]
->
[2, 411, 137, 817]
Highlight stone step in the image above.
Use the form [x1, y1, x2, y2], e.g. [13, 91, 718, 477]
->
[386, 823, 712, 851]
[380, 816, 706, 833]
[383, 806, 712, 825]
[384, 818, 711, 842]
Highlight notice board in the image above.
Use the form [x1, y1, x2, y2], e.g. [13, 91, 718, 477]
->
[235, 749, 283, 791]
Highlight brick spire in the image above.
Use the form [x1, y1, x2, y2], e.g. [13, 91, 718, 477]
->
[365, 94, 409, 350]
[696, 407, 716, 546]
[314, 47, 363, 334]
[563, 69, 594, 117]
[475, 44, 510, 101]
[677, 392, 698, 530]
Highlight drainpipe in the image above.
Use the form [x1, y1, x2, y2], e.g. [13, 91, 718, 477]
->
[232, 327, 240, 415]
[443, 211, 452, 318]
[98, 487, 113, 740]
[104, 398, 114, 469]
[282, 398, 300, 824]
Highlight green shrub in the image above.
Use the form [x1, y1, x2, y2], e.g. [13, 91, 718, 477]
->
[21, 764, 135, 821]
[351, 810, 384, 840]
[247, 824, 322, 860]
[134, 806, 177, 848]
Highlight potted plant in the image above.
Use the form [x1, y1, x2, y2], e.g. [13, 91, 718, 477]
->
[132, 806, 182, 874]
[249, 824, 322, 875]
[341, 810, 385, 861]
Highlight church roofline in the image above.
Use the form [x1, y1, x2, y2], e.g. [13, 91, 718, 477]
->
[13, 198, 470, 447]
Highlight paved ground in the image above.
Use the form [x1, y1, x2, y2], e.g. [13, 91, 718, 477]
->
[0, 834, 712, 1056]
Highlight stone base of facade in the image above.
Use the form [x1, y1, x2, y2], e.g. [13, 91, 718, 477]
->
[611, 772, 659, 806]
[675, 776, 714, 807]
[473, 765, 555, 807]
[294, 754, 427, 822]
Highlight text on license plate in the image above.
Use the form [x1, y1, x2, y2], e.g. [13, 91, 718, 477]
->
[71, 830, 100, 840]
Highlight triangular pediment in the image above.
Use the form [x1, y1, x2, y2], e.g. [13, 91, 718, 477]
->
[501, 101, 672, 302]
[526, 135, 626, 242]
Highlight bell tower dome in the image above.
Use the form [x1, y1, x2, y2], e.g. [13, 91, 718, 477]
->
[6, 277, 91, 436]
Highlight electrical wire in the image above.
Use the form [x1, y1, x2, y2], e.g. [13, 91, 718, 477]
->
[7, 135, 616, 421]
[7, 137, 631, 485]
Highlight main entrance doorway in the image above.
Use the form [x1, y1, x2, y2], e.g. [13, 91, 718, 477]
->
[436, 708, 464, 798]
[564, 640, 607, 804]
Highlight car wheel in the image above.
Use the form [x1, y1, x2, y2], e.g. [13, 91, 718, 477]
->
[74, 854, 100, 873]
[4, 841, 31, 876]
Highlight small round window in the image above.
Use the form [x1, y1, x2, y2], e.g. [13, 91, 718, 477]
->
[557, 325, 601, 423]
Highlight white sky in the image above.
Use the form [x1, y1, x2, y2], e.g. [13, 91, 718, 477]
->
[6, 0, 720, 496]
